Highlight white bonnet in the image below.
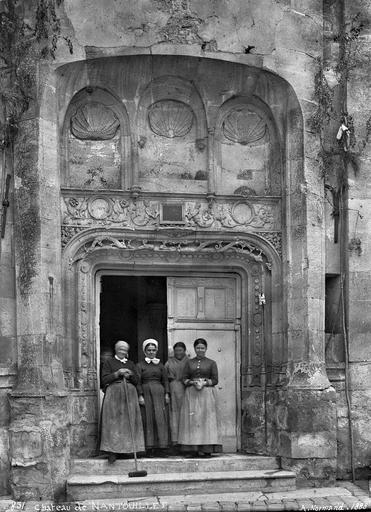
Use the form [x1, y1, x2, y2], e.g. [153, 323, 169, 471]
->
[142, 338, 158, 353]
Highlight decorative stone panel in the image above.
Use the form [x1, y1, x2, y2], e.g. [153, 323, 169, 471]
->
[61, 192, 282, 253]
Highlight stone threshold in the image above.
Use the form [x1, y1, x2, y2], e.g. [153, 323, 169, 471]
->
[67, 469, 295, 486]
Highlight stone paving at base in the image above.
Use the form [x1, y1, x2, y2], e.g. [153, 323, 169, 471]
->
[0, 481, 370, 512]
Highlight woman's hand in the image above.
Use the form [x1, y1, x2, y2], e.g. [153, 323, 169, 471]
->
[193, 378, 207, 390]
[138, 395, 145, 406]
[116, 368, 127, 378]
[165, 393, 170, 405]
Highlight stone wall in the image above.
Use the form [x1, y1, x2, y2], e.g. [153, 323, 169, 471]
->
[322, 0, 371, 480]
[0, 0, 369, 498]
[345, 0, 371, 479]
[0, 126, 17, 495]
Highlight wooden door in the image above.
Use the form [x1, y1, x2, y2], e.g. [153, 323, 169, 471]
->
[167, 276, 240, 452]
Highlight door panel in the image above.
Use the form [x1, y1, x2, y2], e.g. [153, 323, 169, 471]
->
[167, 276, 240, 452]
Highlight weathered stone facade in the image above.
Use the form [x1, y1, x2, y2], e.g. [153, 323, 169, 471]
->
[0, 0, 370, 499]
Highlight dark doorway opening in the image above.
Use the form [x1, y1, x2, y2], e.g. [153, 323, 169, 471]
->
[99, 275, 168, 366]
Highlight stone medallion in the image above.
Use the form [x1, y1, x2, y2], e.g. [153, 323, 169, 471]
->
[231, 201, 254, 224]
[88, 197, 112, 220]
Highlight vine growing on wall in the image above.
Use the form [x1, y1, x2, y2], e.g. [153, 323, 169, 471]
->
[316, 10, 367, 483]
[0, 0, 73, 147]
[310, 12, 364, 185]
[0, 0, 73, 295]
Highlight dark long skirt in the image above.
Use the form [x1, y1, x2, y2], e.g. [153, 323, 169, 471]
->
[178, 386, 222, 453]
[100, 381, 145, 454]
[140, 381, 169, 449]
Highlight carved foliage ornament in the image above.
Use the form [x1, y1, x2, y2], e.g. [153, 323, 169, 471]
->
[62, 196, 277, 232]
[148, 100, 194, 138]
[223, 107, 266, 145]
[72, 237, 271, 268]
[71, 102, 120, 140]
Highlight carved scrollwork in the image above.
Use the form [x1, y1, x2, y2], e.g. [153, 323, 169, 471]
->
[257, 231, 282, 257]
[61, 226, 85, 248]
[61, 194, 281, 252]
[72, 236, 271, 267]
[185, 201, 275, 230]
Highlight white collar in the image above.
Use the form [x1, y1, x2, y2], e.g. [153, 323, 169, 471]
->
[115, 355, 128, 364]
[145, 357, 160, 365]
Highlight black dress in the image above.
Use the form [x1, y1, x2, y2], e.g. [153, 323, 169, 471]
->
[100, 357, 145, 454]
[136, 360, 170, 450]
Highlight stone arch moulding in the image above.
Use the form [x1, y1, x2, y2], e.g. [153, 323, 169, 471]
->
[61, 86, 132, 189]
[136, 75, 209, 190]
[214, 96, 283, 197]
[137, 75, 207, 139]
[62, 228, 284, 390]
[61, 228, 285, 455]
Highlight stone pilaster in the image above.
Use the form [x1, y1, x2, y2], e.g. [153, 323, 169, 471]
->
[8, 66, 70, 499]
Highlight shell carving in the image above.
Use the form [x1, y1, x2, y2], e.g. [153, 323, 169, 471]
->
[223, 107, 266, 145]
[148, 100, 194, 138]
[71, 102, 120, 140]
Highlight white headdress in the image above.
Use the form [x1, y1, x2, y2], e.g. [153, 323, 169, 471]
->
[142, 338, 158, 353]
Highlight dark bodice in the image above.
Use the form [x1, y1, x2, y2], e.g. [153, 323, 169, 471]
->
[136, 361, 169, 394]
[101, 358, 139, 388]
[182, 357, 218, 386]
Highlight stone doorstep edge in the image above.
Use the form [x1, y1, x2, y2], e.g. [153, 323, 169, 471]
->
[67, 470, 296, 485]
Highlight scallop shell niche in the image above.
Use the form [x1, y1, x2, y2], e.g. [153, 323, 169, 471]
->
[148, 100, 194, 138]
[223, 107, 266, 145]
[71, 102, 120, 140]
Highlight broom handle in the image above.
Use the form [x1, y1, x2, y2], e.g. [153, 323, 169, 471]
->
[123, 376, 138, 472]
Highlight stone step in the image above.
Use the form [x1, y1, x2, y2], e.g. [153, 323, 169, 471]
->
[67, 469, 296, 500]
[71, 454, 280, 475]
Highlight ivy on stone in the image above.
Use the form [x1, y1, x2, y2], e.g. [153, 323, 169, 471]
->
[0, 0, 73, 147]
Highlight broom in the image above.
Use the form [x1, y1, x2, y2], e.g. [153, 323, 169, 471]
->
[123, 377, 147, 477]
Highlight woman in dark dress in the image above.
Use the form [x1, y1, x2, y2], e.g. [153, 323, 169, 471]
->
[136, 338, 170, 456]
[178, 338, 222, 457]
[100, 340, 145, 463]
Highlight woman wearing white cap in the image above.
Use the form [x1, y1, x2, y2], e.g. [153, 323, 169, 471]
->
[100, 340, 145, 463]
[136, 339, 170, 456]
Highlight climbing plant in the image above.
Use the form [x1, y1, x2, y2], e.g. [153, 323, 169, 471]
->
[0, 0, 72, 295]
[310, 12, 364, 184]
[0, 0, 73, 147]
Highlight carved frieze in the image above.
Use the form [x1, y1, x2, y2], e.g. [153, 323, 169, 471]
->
[62, 194, 280, 237]
[185, 201, 275, 230]
[72, 236, 271, 268]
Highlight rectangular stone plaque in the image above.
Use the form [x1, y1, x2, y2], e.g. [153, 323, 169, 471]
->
[160, 203, 184, 223]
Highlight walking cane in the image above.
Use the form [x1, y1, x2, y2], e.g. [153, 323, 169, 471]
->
[123, 377, 147, 477]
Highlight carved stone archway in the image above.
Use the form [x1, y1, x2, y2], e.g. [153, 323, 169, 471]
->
[62, 228, 284, 456]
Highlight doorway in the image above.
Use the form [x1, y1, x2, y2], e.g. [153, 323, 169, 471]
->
[99, 275, 168, 364]
[97, 272, 241, 452]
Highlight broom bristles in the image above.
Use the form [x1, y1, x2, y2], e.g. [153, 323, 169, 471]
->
[128, 470, 148, 478]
